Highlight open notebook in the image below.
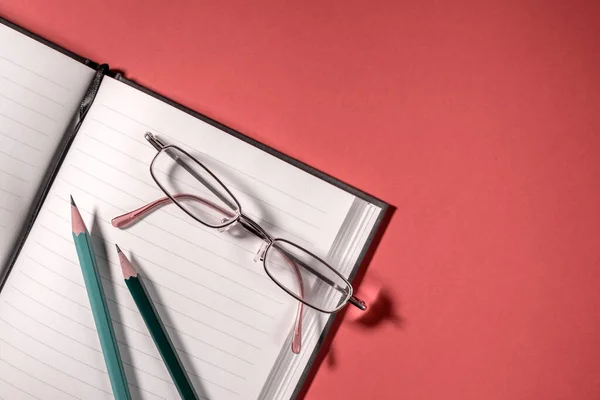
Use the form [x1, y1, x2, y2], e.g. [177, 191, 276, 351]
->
[0, 18, 387, 400]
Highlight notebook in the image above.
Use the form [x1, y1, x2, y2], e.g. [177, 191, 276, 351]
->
[0, 17, 388, 400]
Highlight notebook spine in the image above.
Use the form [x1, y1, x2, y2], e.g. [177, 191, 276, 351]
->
[79, 65, 108, 119]
[0, 64, 108, 290]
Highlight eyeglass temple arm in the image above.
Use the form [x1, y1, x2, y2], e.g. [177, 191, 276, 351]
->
[282, 251, 367, 311]
[348, 295, 367, 310]
[278, 248, 305, 354]
[111, 193, 235, 228]
[146, 132, 238, 211]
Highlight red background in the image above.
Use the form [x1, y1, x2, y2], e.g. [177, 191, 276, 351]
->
[2, 1, 600, 399]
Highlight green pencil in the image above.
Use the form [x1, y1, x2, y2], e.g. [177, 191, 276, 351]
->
[115, 244, 199, 400]
[70, 196, 131, 400]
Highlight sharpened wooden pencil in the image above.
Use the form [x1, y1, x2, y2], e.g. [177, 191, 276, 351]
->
[116, 244, 200, 400]
[70, 196, 131, 400]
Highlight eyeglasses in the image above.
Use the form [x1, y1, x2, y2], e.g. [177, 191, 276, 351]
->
[111, 132, 366, 354]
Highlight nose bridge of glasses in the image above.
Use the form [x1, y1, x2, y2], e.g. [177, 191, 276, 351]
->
[236, 214, 273, 262]
[238, 214, 273, 242]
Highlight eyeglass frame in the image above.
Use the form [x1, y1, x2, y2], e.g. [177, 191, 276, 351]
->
[111, 132, 367, 353]
[144, 131, 366, 312]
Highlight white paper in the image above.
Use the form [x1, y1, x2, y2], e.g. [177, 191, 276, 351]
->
[0, 23, 95, 270]
[0, 77, 355, 400]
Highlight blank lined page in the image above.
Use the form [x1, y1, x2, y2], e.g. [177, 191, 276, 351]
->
[0, 77, 355, 399]
[0, 23, 95, 271]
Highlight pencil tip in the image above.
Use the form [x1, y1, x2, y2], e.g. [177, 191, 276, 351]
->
[115, 244, 122, 253]
[116, 247, 137, 279]
[70, 196, 86, 235]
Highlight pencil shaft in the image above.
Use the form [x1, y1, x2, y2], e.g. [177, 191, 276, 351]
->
[72, 232, 131, 400]
[125, 275, 199, 399]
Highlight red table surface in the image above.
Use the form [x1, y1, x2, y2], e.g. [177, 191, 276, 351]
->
[2, 1, 599, 399]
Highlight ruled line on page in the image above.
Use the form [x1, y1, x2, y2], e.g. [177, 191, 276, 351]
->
[0, 130, 42, 152]
[74, 144, 291, 240]
[4, 300, 179, 385]
[3, 300, 99, 351]
[2, 345, 165, 400]
[70, 135, 313, 247]
[46, 189, 285, 305]
[76, 132, 311, 247]
[0, 74, 65, 107]
[0, 339, 90, 399]
[0, 322, 113, 397]
[130, 276, 269, 341]
[0, 317, 167, 400]
[7, 285, 241, 379]
[0, 56, 72, 92]
[0, 186, 21, 198]
[44, 205, 283, 313]
[0, 93, 58, 122]
[54, 183, 275, 285]
[88, 117, 147, 145]
[18, 268, 257, 366]
[0, 148, 37, 168]
[145, 277, 273, 333]
[98, 262, 274, 336]
[6, 295, 246, 382]
[34, 225, 274, 337]
[79, 189, 271, 283]
[0, 168, 28, 183]
[0, 358, 77, 400]
[111, 251, 276, 313]
[20, 271, 254, 365]
[0, 111, 49, 137]
[42, 193, 281, 303]
[13, 271, 255, 392]
[8, 283, 161, 364]
[5, 288, 165, 365]
[74, 147, 156, 191]
[3, 323, 169, 400]
[89, 112, 326, 220]
[74, 133, 320, 231]
[85, 207, 277, 302]
[35, 228, 272, 338]
[94, 106, 329, 215]
[29, 252, 266, 350]
[0, 374, 41, 400]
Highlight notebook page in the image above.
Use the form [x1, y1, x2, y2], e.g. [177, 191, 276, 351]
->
[274, 201, 382, 400]
[0, 76, 355, 400]
[0, 23, 95, 271]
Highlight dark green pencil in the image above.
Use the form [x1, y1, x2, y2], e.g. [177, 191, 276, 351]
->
[115, 245, 199, 400]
